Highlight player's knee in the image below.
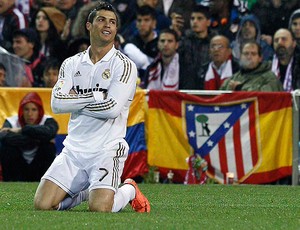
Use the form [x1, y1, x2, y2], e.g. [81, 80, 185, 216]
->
[33, 195, 55, 210]
[89, 200, 113, 212]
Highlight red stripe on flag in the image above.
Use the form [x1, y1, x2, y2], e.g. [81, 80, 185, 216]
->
[122, 150, 148, 181]
[233, 119, 245, 179]
[244, 166, 292, 184]
[218, 137, 228, 184]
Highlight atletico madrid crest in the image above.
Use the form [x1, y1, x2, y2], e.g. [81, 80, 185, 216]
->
[183, 98, 262, 184]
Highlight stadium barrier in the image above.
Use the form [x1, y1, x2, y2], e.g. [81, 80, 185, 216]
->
[0, 88, 299, 185]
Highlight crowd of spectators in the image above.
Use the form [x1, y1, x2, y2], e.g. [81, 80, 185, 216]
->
[0, 0, 299, 91]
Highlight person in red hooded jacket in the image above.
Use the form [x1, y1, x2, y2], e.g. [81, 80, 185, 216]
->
[0, 92, 58, 181]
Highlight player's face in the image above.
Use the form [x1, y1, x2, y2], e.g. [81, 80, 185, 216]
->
[158, 32, 178, 57]
[23, 102, 39, 125]
[87, 10, 117, 45]
[190, 12, 210, 34]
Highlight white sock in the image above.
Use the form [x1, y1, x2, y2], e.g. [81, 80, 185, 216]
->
[111, 184, 135, 212]
[57, 189, 89, 211]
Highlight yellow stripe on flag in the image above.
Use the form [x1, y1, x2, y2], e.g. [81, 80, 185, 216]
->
[148, 107, 191, 170]
[257, 107, 292, 173]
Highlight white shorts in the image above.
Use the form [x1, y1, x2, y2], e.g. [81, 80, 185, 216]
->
[42, 143, 128, 197]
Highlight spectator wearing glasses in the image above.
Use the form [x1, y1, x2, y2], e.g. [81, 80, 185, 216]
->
[220, 41, 282, 91]
[198, 35, 239, 90]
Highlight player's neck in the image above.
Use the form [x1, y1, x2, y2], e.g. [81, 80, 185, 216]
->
[89, 43, 113, 64]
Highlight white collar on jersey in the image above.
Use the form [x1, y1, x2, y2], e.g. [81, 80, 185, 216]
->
[82, 45, 117, 64]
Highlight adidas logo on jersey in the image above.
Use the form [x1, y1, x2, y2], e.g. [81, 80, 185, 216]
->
[74, 71, 81, 77]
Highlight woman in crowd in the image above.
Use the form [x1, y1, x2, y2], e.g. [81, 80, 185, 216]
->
[32, 6, 67, 62]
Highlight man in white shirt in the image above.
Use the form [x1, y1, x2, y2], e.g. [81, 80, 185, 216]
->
[145, 28, 180, 90]
[33, 1, 150, 213]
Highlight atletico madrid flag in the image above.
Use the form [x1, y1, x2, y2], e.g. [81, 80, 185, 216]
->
[148, 90, 293, 184]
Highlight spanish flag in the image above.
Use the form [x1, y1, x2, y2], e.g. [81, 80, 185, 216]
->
[148, 90, 292, 184]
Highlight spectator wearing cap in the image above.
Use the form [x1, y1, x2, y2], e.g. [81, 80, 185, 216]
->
[32, 7, 68, 63]
[0, 0, 28, 52]
[12, 28, 47, 87]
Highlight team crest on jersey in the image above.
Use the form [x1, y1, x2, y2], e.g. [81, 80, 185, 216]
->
[54, 80, 64, 91]
[102, 69, 110, 79]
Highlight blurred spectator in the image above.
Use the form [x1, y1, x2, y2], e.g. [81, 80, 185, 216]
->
[57, 0, 84, 42]
[12, 28, 47, 87]
[209, 0, 241, 41]
[144, 28, 180, 90]
[0, 92, 58, 181]
[231, 14, 274, 61]
[110, 0, 137, 36]
[220, 41, 283, 91]
[198, 35, 240, 90]
[271, 28, 300, 91]
[252, 0, 299, 45]
[32, 7, 67, 62]
[15, 0, 30, 20]
[67, 36, 90, 57]
[289, 9, 300, 47]
[0, 63, 7, 86]
[157, 0, 195, 33]
[71, 1, 98, 39]
[0, 0, 28, 52]
[39, 0, 58, 7]
[0, 47, 31, 87]
[178, 5, 216, 89]
[122, 0, 171, 38]
[127, 6, 160, 75]
[29, 0, 58, 20]
[116, 34, 152, 79]
[42, 58, 60, 87]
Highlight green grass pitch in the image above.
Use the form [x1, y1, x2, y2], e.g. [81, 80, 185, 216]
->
[0, 182, 300, 229]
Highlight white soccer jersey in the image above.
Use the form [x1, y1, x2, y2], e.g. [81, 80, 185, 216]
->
[51, 46, 137, 153]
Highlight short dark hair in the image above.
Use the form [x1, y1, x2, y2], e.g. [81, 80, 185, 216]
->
[43, 58, 61, 74]
[241, 41, 262, 57]
[87, 1, 120, 28]
[192, 5, 210, 19]
[136, 5, 157, 20]
[159, 28, 179, 42]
